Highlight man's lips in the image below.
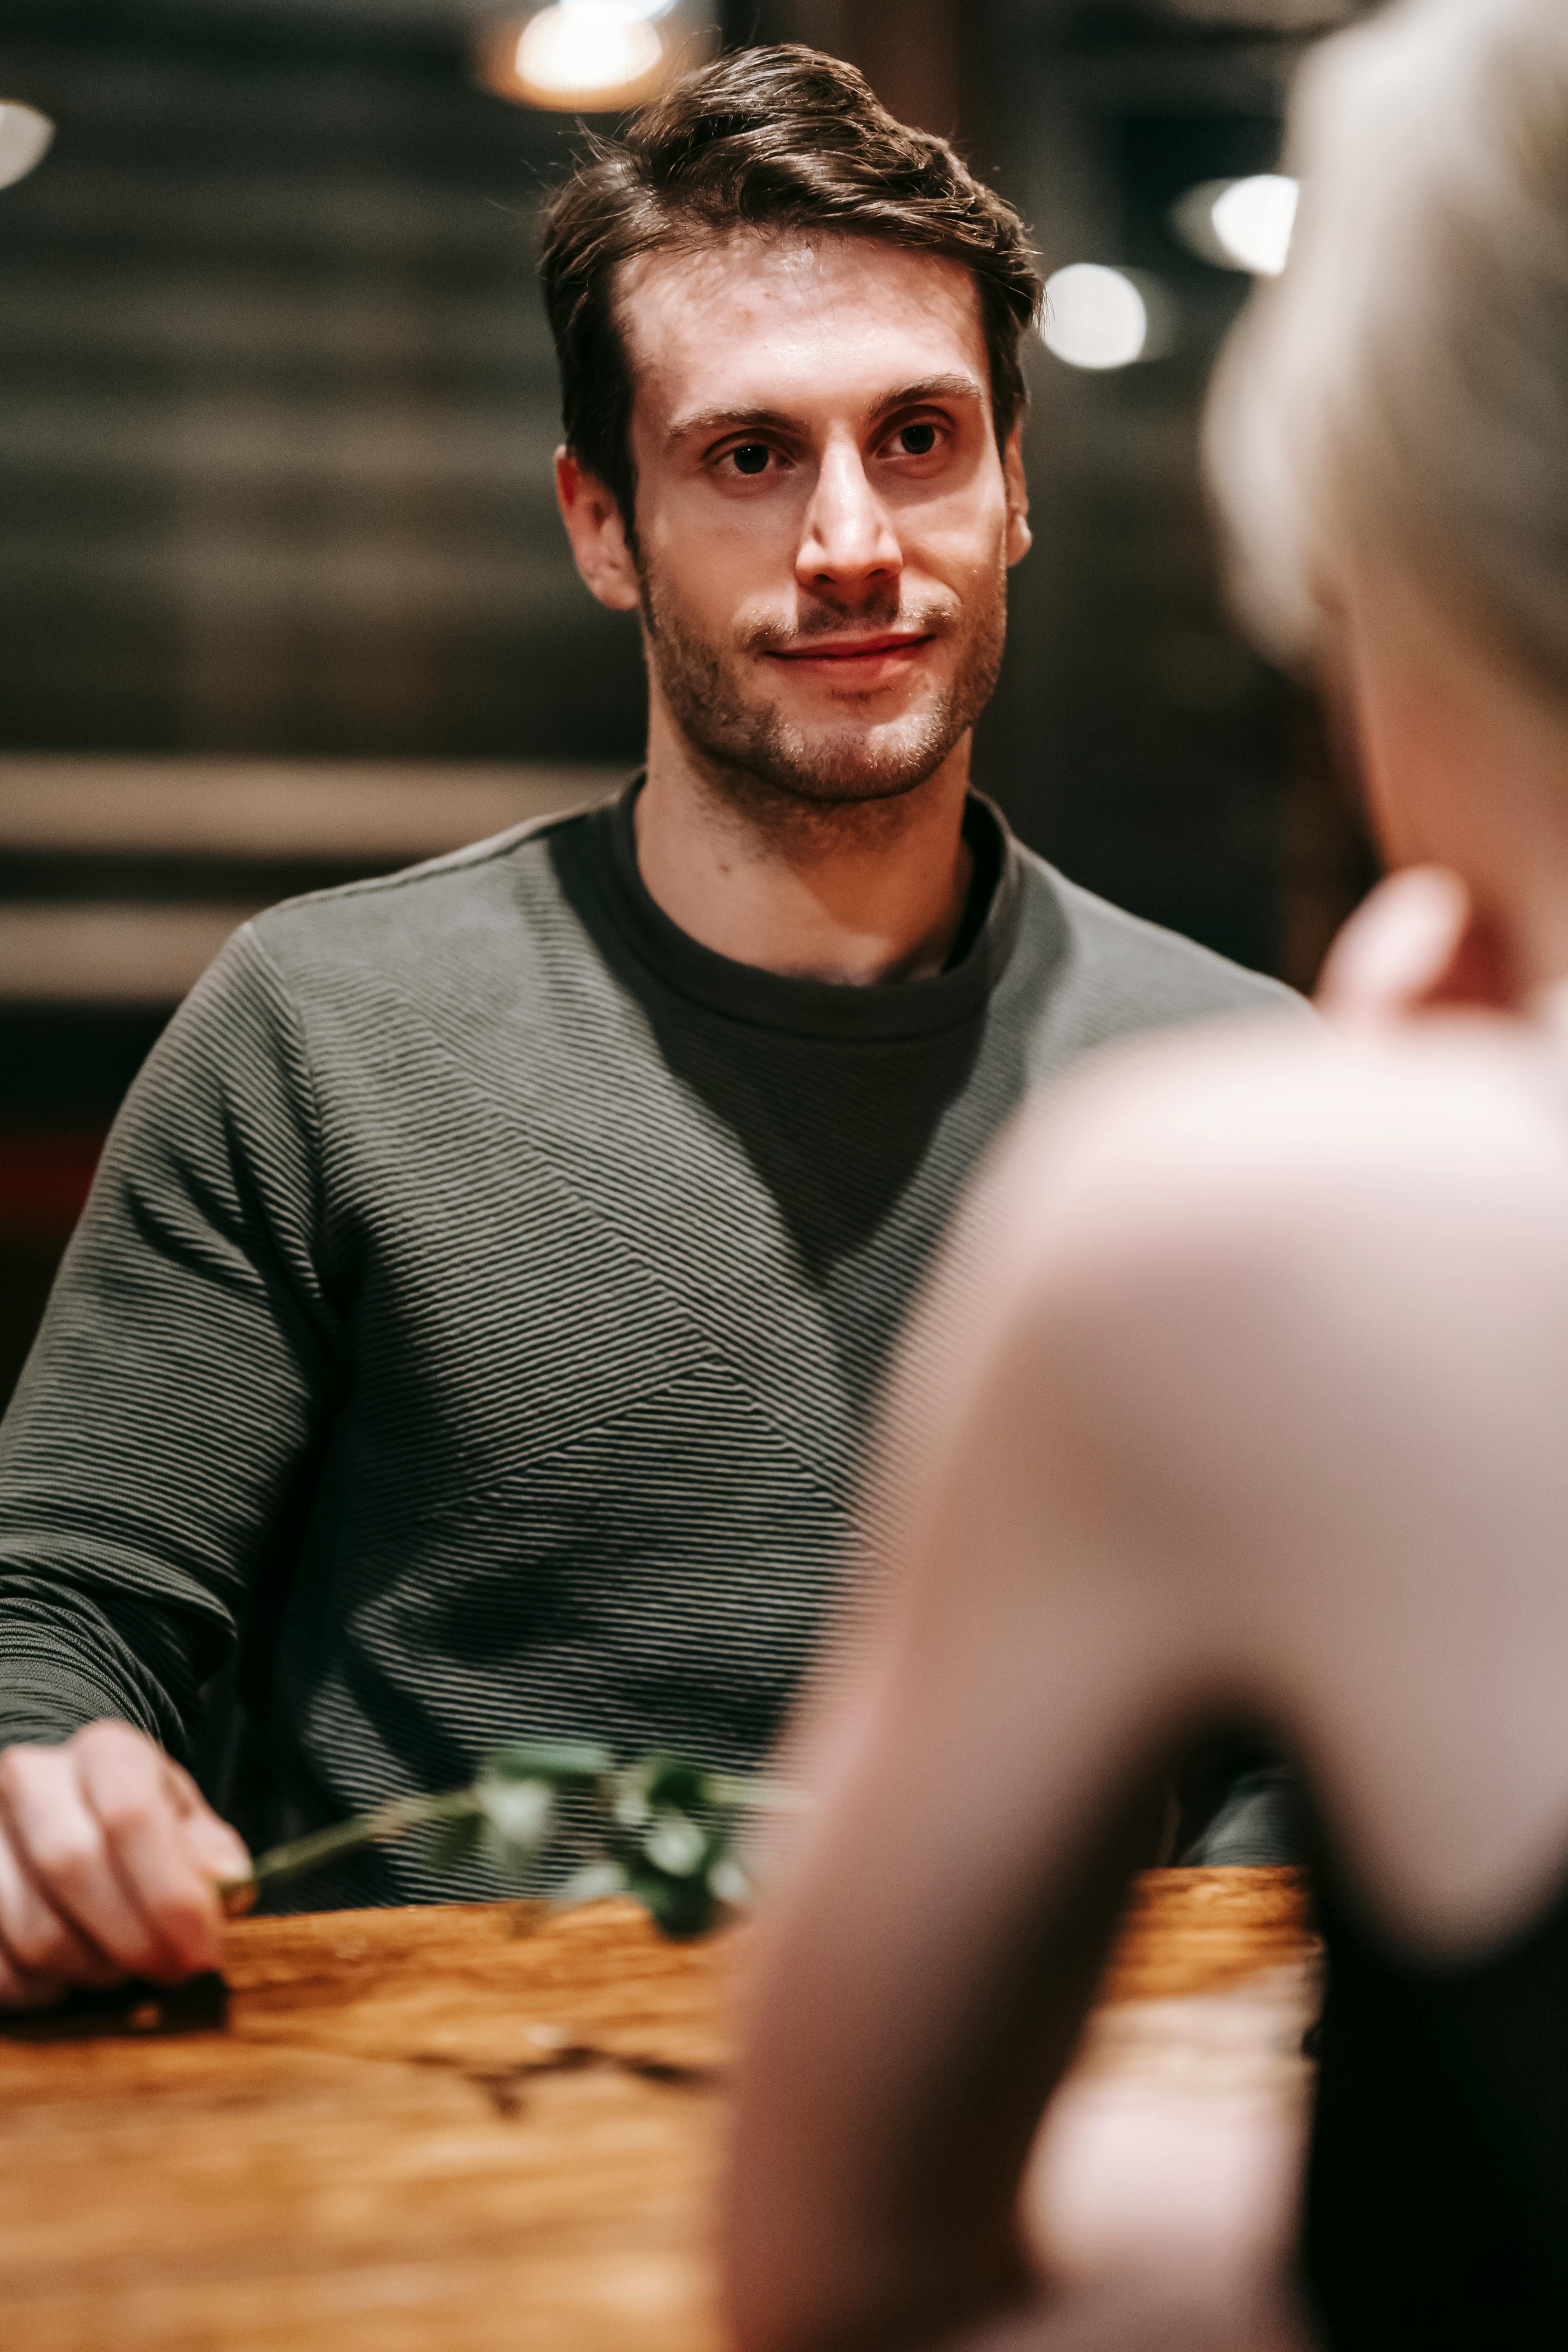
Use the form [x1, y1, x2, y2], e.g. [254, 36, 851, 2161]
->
[765, 632, 935, 666]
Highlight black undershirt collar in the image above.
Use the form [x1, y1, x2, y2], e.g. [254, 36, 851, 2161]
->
[583, 777, 1022, 1042]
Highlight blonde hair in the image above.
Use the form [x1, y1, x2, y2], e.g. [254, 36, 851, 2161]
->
[1205, 0, 1568, 699]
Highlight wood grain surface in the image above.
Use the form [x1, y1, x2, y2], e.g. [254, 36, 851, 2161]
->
[1095, 1866, 1314, 2005]
[0, 1868, 1315, 2352]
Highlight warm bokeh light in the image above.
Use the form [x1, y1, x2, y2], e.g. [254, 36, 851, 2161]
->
[1171, 175, 1299, 276]
[1211, 175, 1299, 276]
[0, 102, 54, 193]
[476, 5, 670, 113]
[1041, 265, 1149, 372]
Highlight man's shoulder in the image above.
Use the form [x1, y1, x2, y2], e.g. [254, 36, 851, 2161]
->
[245, 802, 596, 985]
[1014, 843, 1304, 1038]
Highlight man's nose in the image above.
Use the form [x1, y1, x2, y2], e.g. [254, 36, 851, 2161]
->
[795, 439, 903, 603]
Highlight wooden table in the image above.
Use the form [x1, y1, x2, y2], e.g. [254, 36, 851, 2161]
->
[0, 1867, 1317, 2351]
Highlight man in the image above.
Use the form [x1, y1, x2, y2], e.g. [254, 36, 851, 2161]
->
[0, 45, 1291, 2005]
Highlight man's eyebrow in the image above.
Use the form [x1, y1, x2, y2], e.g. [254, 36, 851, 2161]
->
[868, 374, 986, 422]
[666, 405, 806, 445]
[666, 376, 986, 446]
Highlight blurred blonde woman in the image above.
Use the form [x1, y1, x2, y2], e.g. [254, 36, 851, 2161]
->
[727, 3, 1568, 2348]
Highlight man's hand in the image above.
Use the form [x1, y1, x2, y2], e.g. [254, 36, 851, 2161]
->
[0, 1721, 250, 2009]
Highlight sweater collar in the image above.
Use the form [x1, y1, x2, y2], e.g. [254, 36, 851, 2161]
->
[584, 776, 1023, 1042]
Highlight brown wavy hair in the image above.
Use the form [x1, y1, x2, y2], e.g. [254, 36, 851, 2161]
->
[538, 44, 1042, 534]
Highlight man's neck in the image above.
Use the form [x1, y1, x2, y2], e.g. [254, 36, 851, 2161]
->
[632, 718, 976, 987]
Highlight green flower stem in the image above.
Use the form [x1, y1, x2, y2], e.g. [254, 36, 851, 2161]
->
[212, 1752, 816, 1927]
[220, 1786, 481, 1904]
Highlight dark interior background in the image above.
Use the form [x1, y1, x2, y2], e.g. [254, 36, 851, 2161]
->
[0, 0, 1376, 1403]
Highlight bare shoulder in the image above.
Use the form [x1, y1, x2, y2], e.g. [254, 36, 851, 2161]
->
[993, 1013, 1568, 1287]
[941, 1015, 1568, 1483]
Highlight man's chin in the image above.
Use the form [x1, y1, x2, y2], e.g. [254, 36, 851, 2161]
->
[732, 738, 952, 809]
[716, 703, 963, 807]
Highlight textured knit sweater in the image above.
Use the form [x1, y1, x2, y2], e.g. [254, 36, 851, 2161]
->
[0, 786, 1294, 1904]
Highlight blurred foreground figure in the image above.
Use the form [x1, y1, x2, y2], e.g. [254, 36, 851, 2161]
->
[729, 3, 1568, 2347]
[0, 51, 1290, 2004]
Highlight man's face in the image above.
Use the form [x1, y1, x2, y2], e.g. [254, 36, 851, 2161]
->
[564, 231, 1031, 810]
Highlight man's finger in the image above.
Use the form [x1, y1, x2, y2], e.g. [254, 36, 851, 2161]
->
[75, 1733, 225, 1980]
[0, 1743, 172, 1982]
[0, 1940, 66, 2012]
[162, 1755, 212, 1820]
[180, 1806, 251, 1887]
[0, 1816, 120, 1989]
[161, 1755, 250, 1883]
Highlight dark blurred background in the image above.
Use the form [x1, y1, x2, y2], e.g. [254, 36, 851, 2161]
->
[0, 0, 1376, 1404]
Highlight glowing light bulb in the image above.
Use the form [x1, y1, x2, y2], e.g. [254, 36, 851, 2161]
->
[476, 7, 673, 112]
[0, 102, 53, 193]
[1041, 265, 1149, 372]
[515, 7, 663, 104]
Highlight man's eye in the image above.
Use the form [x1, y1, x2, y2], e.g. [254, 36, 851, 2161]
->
[731, 444, 771, 475]
[894, 422, 939, 457]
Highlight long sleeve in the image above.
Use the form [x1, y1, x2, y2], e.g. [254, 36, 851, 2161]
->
[0, 924, 345, 1764]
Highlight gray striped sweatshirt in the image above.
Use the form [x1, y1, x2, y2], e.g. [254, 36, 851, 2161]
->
[0, 786, 1294, 1904]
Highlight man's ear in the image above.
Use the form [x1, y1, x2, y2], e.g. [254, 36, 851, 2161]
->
[554, 447, 642, 613]
[1002, 425, 1031, 567]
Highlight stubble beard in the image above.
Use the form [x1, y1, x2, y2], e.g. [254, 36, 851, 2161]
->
[637, 559, 1009, 831]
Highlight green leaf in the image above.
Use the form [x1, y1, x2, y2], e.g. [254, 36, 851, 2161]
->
[612, 1782, 652, 1830]
[629, 1753, 709, 1815]
[642, 1809, 707, 1879]
[628, 1862, 720, 1941]
[707, 1853, 750, 1909]
[475, 1774, 555, 1853]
